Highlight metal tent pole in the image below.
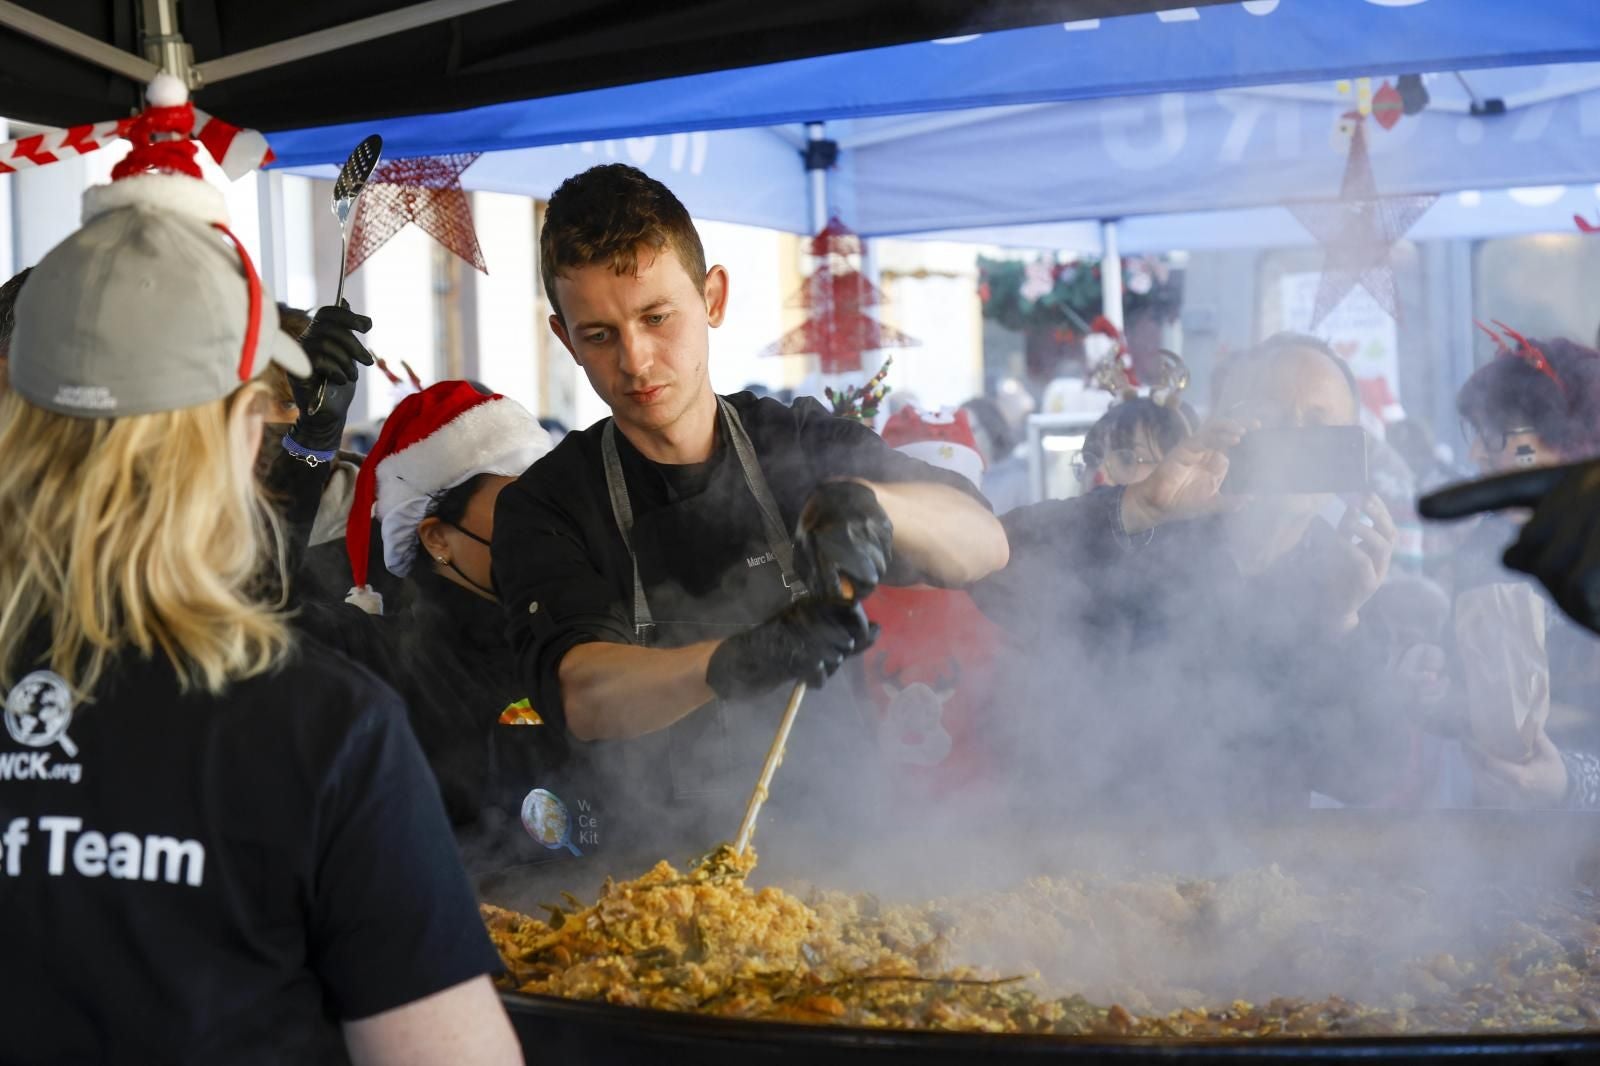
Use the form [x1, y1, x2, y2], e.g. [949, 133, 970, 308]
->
[0, 0, 518, 90]
[139, 0, 193, 84]
[194, 0, 517, 86]
[1100, 219, 1125, 332]
[256, 170, 289, 298]
[0, 1, 158, 83]
[804, 122, 831, 234]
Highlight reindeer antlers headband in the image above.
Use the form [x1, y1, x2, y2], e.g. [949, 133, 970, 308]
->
[1087, 316, 1189, 410]
[1476, 320, 1565, 396]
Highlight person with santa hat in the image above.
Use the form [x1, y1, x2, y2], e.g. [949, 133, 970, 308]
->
[493, 164, 1009, 863]
[0, 77, 518, 1063]
[295, 380, 569, 876]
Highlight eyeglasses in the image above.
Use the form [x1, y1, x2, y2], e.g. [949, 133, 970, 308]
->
[1072, 448, 1160, 484]
[1464, 420, 1537, 454]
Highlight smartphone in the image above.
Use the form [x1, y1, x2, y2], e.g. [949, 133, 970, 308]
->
[1221, 426, 1369, 495]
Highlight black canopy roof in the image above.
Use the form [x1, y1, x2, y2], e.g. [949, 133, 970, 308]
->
[0, 1, 1231, 131]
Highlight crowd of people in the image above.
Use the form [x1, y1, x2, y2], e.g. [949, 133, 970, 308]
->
[4, 125, 1600, 1061]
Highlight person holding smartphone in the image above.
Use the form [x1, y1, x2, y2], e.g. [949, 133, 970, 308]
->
[974, 333, 1410, 812]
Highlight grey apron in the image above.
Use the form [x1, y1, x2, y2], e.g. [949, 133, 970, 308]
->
[596, 397, 807, 858]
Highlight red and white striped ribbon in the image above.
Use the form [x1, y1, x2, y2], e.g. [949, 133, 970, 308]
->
[0, 109, 273, 180]
[192, 108, 276, 180]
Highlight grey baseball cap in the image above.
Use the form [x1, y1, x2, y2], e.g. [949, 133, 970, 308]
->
[9, 177, 310, 418]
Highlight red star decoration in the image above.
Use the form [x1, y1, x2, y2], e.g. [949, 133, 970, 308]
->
[1288, 121, 1435, 329]
[761, 217, 919, 374]
[345, 153, 487, 276]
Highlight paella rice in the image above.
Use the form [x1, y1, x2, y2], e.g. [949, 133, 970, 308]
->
[484, 844, 1600, 1037]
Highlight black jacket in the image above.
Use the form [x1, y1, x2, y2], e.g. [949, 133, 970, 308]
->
[295, 571, 561, 830]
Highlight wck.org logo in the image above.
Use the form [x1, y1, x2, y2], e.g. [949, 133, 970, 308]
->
[2, 671, 84, 784]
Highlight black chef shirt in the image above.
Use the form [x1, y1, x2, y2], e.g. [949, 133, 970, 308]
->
[493, 392, 988, 729]
[0, 637, 501, 1065]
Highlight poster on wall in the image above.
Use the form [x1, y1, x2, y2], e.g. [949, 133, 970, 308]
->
[1277, 272, 1402, 424]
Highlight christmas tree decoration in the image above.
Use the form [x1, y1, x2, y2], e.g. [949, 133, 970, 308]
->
[761, 217, 919, 374]
[1288, 116, 1436, 328]
[345, 153, 487, 277]
[825, 356, 894, 423]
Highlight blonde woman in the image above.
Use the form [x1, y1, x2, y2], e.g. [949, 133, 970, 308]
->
[0, 161, 518, 1059]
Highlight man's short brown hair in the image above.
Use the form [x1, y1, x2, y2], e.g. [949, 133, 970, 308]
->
[540, 164, 707, 322]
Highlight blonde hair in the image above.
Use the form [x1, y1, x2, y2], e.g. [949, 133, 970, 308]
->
[0, 382, 292, 698]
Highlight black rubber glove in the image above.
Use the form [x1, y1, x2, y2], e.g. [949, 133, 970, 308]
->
[706, 598, 878, 701]
[1419, 459, 1600, 635]
[287, 301, 374, 450]
[794, 480, 894, 600]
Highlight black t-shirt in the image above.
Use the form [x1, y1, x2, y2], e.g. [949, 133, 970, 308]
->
[0, 638, 500, 1064]
[492, 392, 987, 729]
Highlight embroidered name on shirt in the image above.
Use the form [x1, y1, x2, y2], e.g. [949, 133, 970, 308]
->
[746, 551, 776, 569]
[2, 816, 205, 886]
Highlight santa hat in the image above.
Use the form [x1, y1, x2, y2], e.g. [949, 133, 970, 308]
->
[881, 406, 985, 489]
[345, 381, 552, 613]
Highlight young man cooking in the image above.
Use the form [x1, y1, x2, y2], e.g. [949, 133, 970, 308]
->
[493, 165, 1008, 863]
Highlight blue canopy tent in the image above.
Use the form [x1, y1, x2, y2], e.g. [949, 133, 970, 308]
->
[265, 0, 1600, 254]
[268, 0, 1600, 165]
[272, 62, 1600, 248]
[260, 0, 1600, 486]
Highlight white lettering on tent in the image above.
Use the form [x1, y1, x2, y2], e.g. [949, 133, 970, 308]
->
[1215, 94, 1272, 164]
[626, 137, 657, 164]
[1101, 93, 1187, 170]
[666, 132, 709, 175]
[1508, 186, 1568, 207]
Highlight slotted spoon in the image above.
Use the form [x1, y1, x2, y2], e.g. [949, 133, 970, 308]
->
[309, 134, 383, 415]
